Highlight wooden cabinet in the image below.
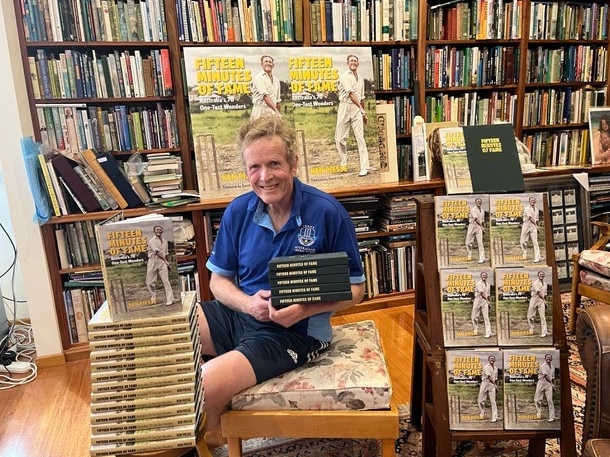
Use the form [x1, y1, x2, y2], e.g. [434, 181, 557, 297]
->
[10, 0, 610, 360]
[410, 195, 576, 456]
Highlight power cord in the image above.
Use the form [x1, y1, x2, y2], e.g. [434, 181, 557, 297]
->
[0, 220, 38, 389]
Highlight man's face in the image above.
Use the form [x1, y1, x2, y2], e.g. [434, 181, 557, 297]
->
[154, 227, 163, 237]
[601, 132, 610, 151]
[347, 56, 359, 71]
[261, 56, 274, 73]
[545, 354, 552, 363]
[488, 356, 495, 364]
[481, 272, 488, 281]
[244, 135, 297, 207]
[475, 198, 482, 207]
[538, 271, 545, 280]
[529, 197, 536, 206]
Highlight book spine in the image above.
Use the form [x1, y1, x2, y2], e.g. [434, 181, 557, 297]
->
[80, 149, 129, 209]
[37, 153, 61, 216]
[90, 381, 197, 403]
[90, 412, 197, 434]
[270, 290, 353, 307]
[90, 402, 198, 425]
[90, 372, 197, 393]
[90, 351, 197, 372]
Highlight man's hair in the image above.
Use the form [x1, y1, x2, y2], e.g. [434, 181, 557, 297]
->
[237, 114, 296, 166]
[346, 54, 359, 62]
[153, 225, 163, 232]
[260, 55, 274, 63]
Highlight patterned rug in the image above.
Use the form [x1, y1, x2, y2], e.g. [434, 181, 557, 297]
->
[211, 294, 587, 457]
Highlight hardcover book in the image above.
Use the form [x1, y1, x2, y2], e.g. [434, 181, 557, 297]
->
[462, 123, 525, 193]
[503, 348, 561, 430]
[435, 195, 490, 268]
[440, 268, 497, 346]
[489, 193, 547, 267]
[268, 252, 348, 270]
[446, 349, 503, 430]
[437, 126, 473, 194]
[95, 213, 181, 322]
[495, 266, 553, 346]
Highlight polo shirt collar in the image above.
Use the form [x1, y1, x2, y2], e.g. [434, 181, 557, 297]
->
[249, 178, 303, 231]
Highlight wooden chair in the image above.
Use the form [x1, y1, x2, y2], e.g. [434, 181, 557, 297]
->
[569, 221, 610, 334]
[219, 320, 399, 457]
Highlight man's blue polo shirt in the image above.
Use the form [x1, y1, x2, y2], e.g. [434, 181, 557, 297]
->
[206, 178, 365, 341]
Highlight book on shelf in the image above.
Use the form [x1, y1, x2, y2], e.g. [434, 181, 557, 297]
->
[95, 213, 182, 322]
[446, 349, 503, 430]
[50, 153, 103, 213]
[588, 106, 610, 165]
[489, 192, 547, 267]
[462, 123, 525, 194]
[503, 348, 561, 430]
[410, 115, 429, 181]
[440, 268, 497, 347]
[424, 120, 459, 181]
[495, 266, 554, 346]
[436, 126, 473, 195]
[435, 195, 491, 268]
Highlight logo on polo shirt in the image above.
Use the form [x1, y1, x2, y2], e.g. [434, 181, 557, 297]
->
[298, 225, 316, 247]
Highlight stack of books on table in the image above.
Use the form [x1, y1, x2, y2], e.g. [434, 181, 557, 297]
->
[268, 252, 352, 309]
[88, 291, 203, 457]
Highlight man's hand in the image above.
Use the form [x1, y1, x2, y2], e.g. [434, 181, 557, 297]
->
[247, 290, 273, 322]
[269, 302, 306, 328]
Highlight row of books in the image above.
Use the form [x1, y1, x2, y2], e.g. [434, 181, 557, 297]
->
[522, 87, 606, 127]
[56, 221, 100, 269]
[435, 193, 545, 268]
[64, 283, 106, 343]
[527, 1, 607, 41]
[446, 347, 561, 431]
[440, 265, 554, 348]
[31, 48, 173, 101]
[309, 0, 418, 43]
[359, 235, 416, 298]
[36, 103, 179, 158]
[522, 129, 589, 168]
[425, 45, 519, 89]
[372, 47, 415, 91]
[88, 293, 203, 456]
[526, 45, 607, 85]
[427, 0, 521, 41]
[377, 95, 416, 138]
[424, 91, 517, 127]
[22, 0, 169, 43]
[177, 0, 302, 43]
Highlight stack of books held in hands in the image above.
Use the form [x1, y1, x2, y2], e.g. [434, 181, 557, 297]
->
[268, 252, 352, 309]
[88, 291, 203, 456]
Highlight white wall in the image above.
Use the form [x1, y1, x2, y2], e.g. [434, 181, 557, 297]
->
[0, 1, 63, 357]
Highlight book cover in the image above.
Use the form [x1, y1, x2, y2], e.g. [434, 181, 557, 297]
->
[446, 349, 503, 430]
[437, 126, 473, 194]
[87, 292, 196, 333]
[269, 290, 353, 308]
[50, 153, 103, 212]
[424, 120, 459, 181]
[90, 402, 199, 425]
[435, 195, 490, 268]
[80, 148, 129, 209]
[91, 372, 197, 394]
[88, 330, 196, 351]
[495, 266, 553, 346]
[489, 193, 547, 267]
[90, 412, 198, 434]
[89, 435, 196, 456]
[183, 46, 384, 199]
[90, 423, 197, 446]
[95, 214, 181, 322]
[503, 348, 561, 430]
[462, 123, 525, 193]
[440, 268, 497, 346]
[267, 263, 350, 279]
[268, 251, 348, 269]
[588, 106, 610, 165]
[95, 151, 144, 208]
[91, 381, 197, 403]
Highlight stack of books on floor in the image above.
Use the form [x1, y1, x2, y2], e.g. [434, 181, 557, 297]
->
[88, 291, 203, 456]
[268, 252, 352, 309]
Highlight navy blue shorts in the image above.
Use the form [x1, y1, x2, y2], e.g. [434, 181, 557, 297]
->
[200, 300, 329, 383]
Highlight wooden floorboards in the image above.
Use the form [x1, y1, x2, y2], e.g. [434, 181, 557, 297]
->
[0, 305, 414, 457]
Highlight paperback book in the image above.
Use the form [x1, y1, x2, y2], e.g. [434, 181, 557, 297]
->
[446, 349, 503, 430]
[440, 268, 497, 346]
[495, 266, 553, 346]
[489, 193, 547, 267]
[437, 126, 473, 194]
[503, 348, 561, 430]
[435, 195, 490, 268]
[95, 213, 181, 321]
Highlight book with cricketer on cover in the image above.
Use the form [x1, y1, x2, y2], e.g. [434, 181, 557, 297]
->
[183, 46, 389, 200]
[435, 195, 490, 268]
[503, 348, 561, 430]
[446, 349, 503, 430]
[436, 126, 473, 194]
[95, 213, 181, 322]
[440, 268, 497, 346]
[495, 266, 553, 346]
[489, 192, 546, 267]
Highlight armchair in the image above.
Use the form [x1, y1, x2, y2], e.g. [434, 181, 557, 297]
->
[575, 305, 610, 456]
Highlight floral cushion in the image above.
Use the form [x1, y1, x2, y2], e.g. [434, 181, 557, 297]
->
[580, 268, 610, 292]
[579, 249, 610, 278]
[229, 320, 392, 411]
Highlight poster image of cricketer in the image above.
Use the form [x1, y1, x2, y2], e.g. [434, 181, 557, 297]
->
[183, 47, 392, 200]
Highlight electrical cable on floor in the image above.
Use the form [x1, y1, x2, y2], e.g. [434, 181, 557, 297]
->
[0, 221, 38, 389]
